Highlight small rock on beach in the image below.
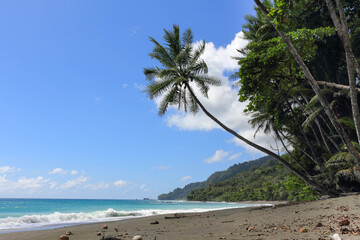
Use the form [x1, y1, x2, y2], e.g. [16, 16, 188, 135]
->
[59, 235, 69, 240]
[132, 235, 142, 240]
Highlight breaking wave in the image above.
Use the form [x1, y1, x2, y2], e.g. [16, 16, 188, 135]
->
[0, 207, 244, 231]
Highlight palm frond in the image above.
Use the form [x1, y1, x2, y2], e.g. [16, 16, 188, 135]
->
[145, 78, 180, 99]
[163, 25, 181, 58]
[143, 67, 161, 81]
[302, 108, 322, 131]
[157, 68, 180, 80]
[158, 87, 179, 116]
[305, 95, 320, 111]
[175, 44, 192, 67]
[338, 117, 355, 130]
[327, 152, 353, 164]
[194, 80, 210, 98]
[182, 28, 193, 46]
[185, 85, 199, 114]
[190, 41, 206, 65]
[193, 75, 221, 87]
[149, 37, 176, 68]
[190, 59, 208, 75]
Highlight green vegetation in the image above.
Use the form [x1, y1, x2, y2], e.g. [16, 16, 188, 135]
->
[236, 0, 360, 194]
[145, 0, 360, 201]
[158, 156, 272, 200]
[187, 158, 319, 202]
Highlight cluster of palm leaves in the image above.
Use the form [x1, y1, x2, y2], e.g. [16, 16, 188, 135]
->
[144, 25, 221, 115]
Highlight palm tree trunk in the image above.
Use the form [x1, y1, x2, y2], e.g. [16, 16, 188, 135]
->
[184, 82, 339, 197]
[325, 0, 360, 144]
[328, 0, 360, 77]
[253, 0, 360, 167]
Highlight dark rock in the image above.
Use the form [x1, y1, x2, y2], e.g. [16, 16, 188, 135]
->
[315, 222, 323, 227]
[338, 219, 350, 226]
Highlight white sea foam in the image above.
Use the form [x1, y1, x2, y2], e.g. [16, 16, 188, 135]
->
[0, 204, 272, 232]
[0, 207, 226, 231]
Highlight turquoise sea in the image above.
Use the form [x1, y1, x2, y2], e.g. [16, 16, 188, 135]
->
[0, 198, 269, 233]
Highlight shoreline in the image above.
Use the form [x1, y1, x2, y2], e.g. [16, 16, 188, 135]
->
[2, 195, 360, 239]
[0, 201, 278, 235]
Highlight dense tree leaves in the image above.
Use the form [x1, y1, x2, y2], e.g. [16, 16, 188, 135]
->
[187, 158, 319, 202]
[237, 0, 360, 193]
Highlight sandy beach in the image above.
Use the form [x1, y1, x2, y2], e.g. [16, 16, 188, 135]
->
[2, 194, 360, 240]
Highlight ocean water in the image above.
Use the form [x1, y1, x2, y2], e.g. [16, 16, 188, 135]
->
[0, 198, 268, 233]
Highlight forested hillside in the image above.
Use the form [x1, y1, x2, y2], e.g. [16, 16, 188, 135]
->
[158, 156, 272, 200]
[187, 158, 319, 202]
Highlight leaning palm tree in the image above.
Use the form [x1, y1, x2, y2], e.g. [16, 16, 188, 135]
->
[144, 24, 339, 196]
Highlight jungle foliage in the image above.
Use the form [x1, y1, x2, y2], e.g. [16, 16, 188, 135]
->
[186, 158, 319, 202]
[158, 156, 272, 200]
[236, 0, 360, 194]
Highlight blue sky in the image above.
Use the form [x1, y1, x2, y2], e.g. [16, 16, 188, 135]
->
[0, 1, 273, 199]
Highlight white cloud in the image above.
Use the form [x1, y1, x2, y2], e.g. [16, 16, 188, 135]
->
[203, 150, 230, 164]
[228, 130, 279, 154]
[152, 166, 170, 170]
[70, 170, 78, 175]
[129, 25, 141, 36]
[49, 181, 58, 189]
[180, 176, 192, 182]
[0, 175, 49, 192]
[95, 96, 102, 102]
[48, 168, 67, 175]
[0, 166, 20, 174]
[17, 176, 49, 189]
[84, 182, 110, 190]
[122, 83, 128, 88]
[134, 82, 144, 91]
[113, 180, 129, 188]
[59, 176, 89, 189]
[228, 152, 242, 161]
[152, 31, 278, 154]
[140, 184, 146, 189]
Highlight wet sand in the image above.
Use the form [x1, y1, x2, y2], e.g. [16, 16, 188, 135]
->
[2, 194, 360, 240]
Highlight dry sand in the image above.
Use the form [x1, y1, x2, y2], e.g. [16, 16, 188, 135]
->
[2, 194, 360, 240]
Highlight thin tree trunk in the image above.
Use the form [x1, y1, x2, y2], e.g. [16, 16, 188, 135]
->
[293, 96, 331, 152]
[330, 0, 360, 77]
[278, 129, 317, 164]
[275, 129, 313, 177]
[318, 114, 342, 152]
[253, 0, 360, 167]
[285, 99, 322, 166]
[300, 93, 342, 152]
[325, 0, 360, 144]
[184, 82, 339, 196]
[317, 81, 360, 93]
